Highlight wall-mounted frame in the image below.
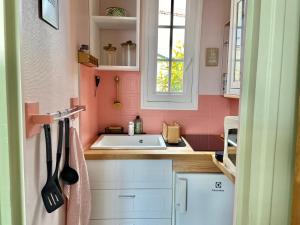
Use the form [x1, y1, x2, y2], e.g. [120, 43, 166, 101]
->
[205, 48, 219, 67]
[39, 0, 59, 29]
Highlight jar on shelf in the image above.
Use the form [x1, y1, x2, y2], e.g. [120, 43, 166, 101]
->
[103, 44, 117, 66]
[121, 40, 136, 66]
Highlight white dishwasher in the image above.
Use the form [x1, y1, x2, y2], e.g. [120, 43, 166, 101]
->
[175, 173, 234, 225]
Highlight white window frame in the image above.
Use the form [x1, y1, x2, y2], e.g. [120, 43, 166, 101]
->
[141, 0, 203, 110]
[227, 0, 244, 95]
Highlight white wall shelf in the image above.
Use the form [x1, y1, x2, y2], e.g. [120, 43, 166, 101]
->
[92, 16, 137, 30]
[224, 94, 240, 99]
[89, 0, 140, 71]
[96, 65, 139, 72]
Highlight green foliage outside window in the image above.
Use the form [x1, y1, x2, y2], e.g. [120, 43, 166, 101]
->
[156, 41, 184, 93]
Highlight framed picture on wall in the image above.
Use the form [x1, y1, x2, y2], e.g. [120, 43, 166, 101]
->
[205, 48, 219, 67]
[39, 0, 59, 29]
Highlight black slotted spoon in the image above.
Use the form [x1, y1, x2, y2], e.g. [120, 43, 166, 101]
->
[41, 124, 64, 213]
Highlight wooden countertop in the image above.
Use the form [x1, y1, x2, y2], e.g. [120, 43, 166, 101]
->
[84, 138, 234, 173]
[84, 138, 237, 160]
[84, 138, 214, 160]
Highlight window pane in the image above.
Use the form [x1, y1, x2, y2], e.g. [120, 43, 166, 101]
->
[235, 47, 241, 61]
[172, 28, 185, 60]
[235, 28, 242, 46]
[237, 0, 243, 27]
[158, 0, 171, 26]
[157, 28, 170, 60]
[156, 61, 170, 92]
[174, 0, 186, 26]
[234, 61, 240, 82]
[170, 61, 184, 92]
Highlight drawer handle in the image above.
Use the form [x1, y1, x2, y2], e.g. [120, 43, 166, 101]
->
[118, 194, 136, 199]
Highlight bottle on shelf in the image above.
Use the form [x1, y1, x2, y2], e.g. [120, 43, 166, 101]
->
[134, 116, 143, 134]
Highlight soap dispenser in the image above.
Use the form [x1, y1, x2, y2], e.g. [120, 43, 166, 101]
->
[134, 116, 143, 134]
[128, 122, 134, 136]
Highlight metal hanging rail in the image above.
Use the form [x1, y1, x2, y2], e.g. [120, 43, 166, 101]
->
[30, 105, 86, 125]
[47, 106, 86, 121]
[25, 98, 86, 138]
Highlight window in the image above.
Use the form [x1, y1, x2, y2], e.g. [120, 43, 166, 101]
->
[156, 0, 186, 93]
[141, 0, 203, 110]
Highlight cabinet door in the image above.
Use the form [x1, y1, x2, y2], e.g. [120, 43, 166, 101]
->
[175, 173, 234, 225]
[90, 189, 173, 219]
[87, 160, 172, 189]
[89, 219, 171, 225]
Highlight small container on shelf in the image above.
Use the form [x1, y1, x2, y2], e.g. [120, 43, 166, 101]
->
[103, 44, 117, 66]
[162, 122, 181, 144]
[105, 7, 128, 17]
[121, 40, 136, 66]
[105, 126, 124, 134]
[78, 44, 99, 67]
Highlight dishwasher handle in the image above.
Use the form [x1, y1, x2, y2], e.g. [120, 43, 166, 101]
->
[176, 178, 188, 213]
[118, 194, 136, 199]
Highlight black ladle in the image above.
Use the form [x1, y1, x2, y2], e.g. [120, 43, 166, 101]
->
[60, 118, 79, 185]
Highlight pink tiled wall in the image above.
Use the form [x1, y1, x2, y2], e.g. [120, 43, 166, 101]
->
[96, 71, 238, 135]
[79, 67, 239, 148]
[79, 66, 99, 148]
[229, 99, 239, 115]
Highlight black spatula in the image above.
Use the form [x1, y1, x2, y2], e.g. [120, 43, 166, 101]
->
[53, 120, 64, 193]
[41, 124, 64, 213]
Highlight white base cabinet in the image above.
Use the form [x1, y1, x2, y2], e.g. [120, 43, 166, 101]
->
[87, 160, 173, 225]
[91, 189, 172, 219]
[87, 160, 172, 189]
[89, 219, 171, 225]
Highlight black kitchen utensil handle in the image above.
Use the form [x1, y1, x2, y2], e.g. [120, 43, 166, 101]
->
[54, 120, 64, 175]
[64, 118, 70, 165]
[43, 124, 52, 180]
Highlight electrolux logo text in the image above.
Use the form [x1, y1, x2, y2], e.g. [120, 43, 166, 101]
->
[212, 182, 225, 192]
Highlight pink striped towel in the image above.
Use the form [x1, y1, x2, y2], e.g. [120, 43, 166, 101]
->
[64, 127, 91, 225]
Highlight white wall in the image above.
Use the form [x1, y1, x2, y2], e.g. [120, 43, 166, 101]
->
[21, 0, 79, 224]
[199, 0, 231, 95]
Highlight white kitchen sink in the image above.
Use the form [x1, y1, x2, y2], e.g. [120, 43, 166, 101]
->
[91, 134, 167, 150]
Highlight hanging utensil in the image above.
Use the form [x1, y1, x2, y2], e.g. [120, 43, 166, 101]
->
[113, 75, 122, 109]
[60, 118, 79, 185]
[41, 124, 64, 213]
[52, 120, 64, 193]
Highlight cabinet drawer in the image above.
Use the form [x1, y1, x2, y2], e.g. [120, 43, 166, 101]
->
[89, 219, 171, 225]
[87, 160, 172, 189]
[91, 189, 172, 219]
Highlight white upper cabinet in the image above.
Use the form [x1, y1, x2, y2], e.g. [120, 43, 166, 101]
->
[226, 0, 245, 97]
[89, 0, 140, 71]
